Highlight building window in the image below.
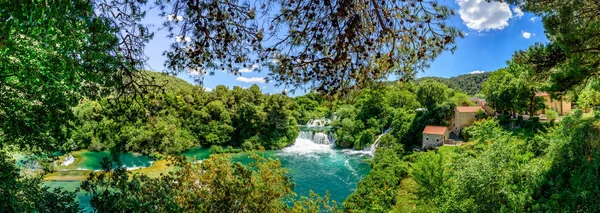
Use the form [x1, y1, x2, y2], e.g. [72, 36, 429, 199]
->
[436, 139, 439, 142]
[453, 123, 455, 127]
[426, 138, 429, 141]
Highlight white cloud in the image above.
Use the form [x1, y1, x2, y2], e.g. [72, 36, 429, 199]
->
[470, 70, 485, 74]
[175, 36, 192, 43]
[513, 7, 524, 19]
[187, 67, 205, 76]
[203, 87, 212, 92]
[530, 17, 537, 23]
[457, 0, 513, 31]
[521, 31, 532, 39]
[236, 76, 266, 84]
[167, 14, 183, 21]
[238, 64, 260, 73]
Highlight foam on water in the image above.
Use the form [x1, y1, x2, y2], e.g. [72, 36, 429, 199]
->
[341, 149, 374, 156]
[280, 138, 334, 156]
[306, 118, 332, 127]
[61, 154, 76, 166]
[125, 166, 143, 171]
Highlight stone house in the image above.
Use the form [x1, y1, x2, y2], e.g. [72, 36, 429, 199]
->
[422, 126, 449, 149]
[534, 92, 572, 115]
[452, 106, 483, 136]
[468, 97, 486, 107]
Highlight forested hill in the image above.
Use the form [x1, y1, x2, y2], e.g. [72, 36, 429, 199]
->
[66, 70, 302, 155]
[414, 72, 492, 95]
[144, 71, 203, 94]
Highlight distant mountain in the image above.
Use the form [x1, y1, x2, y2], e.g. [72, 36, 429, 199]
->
[414, 72, 492, 96]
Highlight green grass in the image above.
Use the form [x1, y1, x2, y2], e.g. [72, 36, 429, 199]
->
[392, 178, 419, 212]
[44, 170, 92, 181]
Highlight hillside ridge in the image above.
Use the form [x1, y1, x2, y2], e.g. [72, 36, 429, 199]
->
[414, 72, 492, 95]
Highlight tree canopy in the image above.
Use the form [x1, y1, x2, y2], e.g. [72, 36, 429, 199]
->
[158, 0, 462, 96]
[506, 0, 600, 94]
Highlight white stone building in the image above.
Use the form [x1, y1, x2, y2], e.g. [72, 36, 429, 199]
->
[422, 126, 449, 149]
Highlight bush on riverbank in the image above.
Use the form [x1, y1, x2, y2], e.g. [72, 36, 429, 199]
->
[209, 145, 243, 154]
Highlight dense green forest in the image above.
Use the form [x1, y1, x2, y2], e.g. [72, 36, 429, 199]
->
[3, 0, 600, 212]
[330, 80, 473, 150]
[66, 72, 475, 153]
[67, 71, 300, 154]
[414, 72, 492, 96]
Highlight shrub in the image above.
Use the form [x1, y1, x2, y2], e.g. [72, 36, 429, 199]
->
[475, 108, 488, 120]
[572, 109, 583, 118]
[516, 116, 524, 127]
[40, 161, 56, 173]
[88, 141, 106, 152]
[149, 152, 165, 160]
[546, 109, 558, 122]
[241, 141, 254, 151]
[356, 130, 374, 150]
[210, 145, 223, 154]
[498, 114, 511, 126]
[224, 148, 243, 153]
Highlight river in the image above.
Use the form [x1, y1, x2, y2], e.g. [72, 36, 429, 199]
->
[42, 128, 372, 211]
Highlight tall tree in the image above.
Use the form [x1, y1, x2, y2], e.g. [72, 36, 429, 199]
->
[0, 0, 152, 152]
[416, 79, 449, 109]
[482, 69, 532, 116]
[504, 0, 600, 94]
[1, 1, 152, 211]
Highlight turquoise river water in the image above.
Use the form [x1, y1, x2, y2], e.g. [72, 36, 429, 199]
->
[42, 131, 372, 211]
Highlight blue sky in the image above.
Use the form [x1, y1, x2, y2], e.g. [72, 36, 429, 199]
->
[142, 0, 548, 94]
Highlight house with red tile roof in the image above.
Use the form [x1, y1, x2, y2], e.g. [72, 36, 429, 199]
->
[422, 126, 449, 149]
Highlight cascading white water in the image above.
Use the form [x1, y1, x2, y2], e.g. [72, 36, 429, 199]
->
[306, 118, 331, 127]
[297, 131, 332, 145]
[298, 131, 314, 140]
[342, 128, 392, 156]
[367, 128, 392, 155]
[281, 137, 334, 155]
[61, 154, 75, 166]
[313, 132, 331, 145]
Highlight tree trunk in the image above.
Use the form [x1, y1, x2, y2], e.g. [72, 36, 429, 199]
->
[530, 87, 535, 117]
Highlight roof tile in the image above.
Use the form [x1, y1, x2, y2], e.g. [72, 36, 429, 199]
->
[456, 106, 483, 113]
[422, 126, 448, 135]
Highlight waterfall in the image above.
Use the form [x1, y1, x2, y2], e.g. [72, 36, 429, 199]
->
[282, 118, 337, 155]
[367, 127, 392, 155]
[297, 131, 332, 145]
[282, 131, 334, 155]
[306, 118, 331, 127]
[342, 127, 392, 156]
[61, 154, 75, 166]
[313, 132, 331, 145]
